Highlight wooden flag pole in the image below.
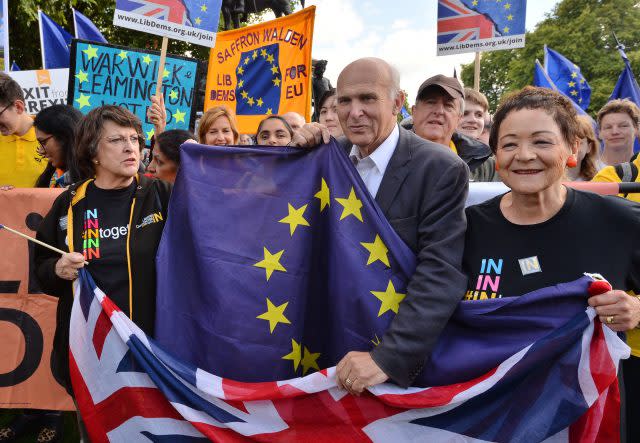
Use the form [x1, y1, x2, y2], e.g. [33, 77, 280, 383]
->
[474, 51, 481, 91]
[0, 224, 88, 265]
[155, 36, 169, 97]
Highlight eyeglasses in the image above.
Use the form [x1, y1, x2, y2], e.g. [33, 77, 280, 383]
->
[103, 135, 144, 148]
[0, 102, 14, 119]
[36, 135, 54, 155]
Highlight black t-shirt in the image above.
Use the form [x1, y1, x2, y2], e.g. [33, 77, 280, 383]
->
[83, 181, 136, 314]
[463, 188, 640, 300]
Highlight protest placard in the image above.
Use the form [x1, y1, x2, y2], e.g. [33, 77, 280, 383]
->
[205, 7, 315, 133]
[68, 40, 200, 142]
[437, 0, 526, 56]
[113, 0, 222, 47]
[9, 69, 69, 115]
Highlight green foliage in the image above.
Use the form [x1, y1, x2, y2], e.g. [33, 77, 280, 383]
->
[461, 0, 640, 114]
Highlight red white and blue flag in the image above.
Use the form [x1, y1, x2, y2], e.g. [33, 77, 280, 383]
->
[70, 270, 628, 442]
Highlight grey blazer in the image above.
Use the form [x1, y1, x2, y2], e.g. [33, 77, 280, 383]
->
[340, 127, 469, 387]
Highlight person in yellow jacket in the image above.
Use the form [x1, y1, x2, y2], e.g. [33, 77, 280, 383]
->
[0, 72, 45, 187]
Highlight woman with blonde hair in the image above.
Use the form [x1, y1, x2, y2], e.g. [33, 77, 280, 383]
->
[198, 106, 239, 146]
[566, 115, 603, 181]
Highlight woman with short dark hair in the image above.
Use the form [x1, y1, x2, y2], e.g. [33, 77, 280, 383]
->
[147, 129, 193, 184]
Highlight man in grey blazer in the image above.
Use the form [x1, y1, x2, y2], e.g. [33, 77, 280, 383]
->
[293, 58, 469, 393]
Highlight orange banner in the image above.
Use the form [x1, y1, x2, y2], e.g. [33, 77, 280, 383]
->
[0, 188, 74, 411]
[205, 7, 315, 133]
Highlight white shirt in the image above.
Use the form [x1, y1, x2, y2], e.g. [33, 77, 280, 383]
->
[348, 125, 400, 198]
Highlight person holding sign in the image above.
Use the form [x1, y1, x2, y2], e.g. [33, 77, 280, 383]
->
[198, 106, 239, 146]
[34, 106, 172, 399]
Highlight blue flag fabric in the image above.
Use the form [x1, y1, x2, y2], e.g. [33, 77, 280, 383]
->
[235, 43, 282, 116]
[609, 47, 640, 152]
[39, 11, 73, 69]
[400, 105, 410, 119]
[10, 61, 19, 71]
[459, 0, 526, 37]
[155, 141, 416, 382]
[544, 46, 591, 110]
[73, 9, 107, 43]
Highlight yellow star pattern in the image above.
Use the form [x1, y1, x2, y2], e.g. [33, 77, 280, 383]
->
[314, 178, 330, 212]
[270, 65, 279, 75]
[570, 90, 578, 96]
[195, 17, 202, 25]
[257, 97, 264, 107]
[472, 0, 478, 5]
[82, 44, 98, 60]
[238, 66, 244, 75]
[504, 2, 511, 9]
[256, 298, 291, 333]
[301, 346, 321, 375]
[360, 234, 390, 267]
[282, 339, 302, 371]
[266, 54, 275, 63]
[254, 247, 286, 281]
[247, 97, 255, 106]
[238, 79, 244, 88]
[371, 280, 406, 317]
[117, 50, 128, 60]
[571, 72, 578, 78]
[252, 50, 258, 59]
[279, 203, 310, 236]
[174, 109, 186, 123]
[507, 14, 513, 20]
[75, 93, 91, 109]
[266, 108, 273, 115]
[260, 49, 267, 57]
[142, 54, 152, 65]
[75, 70, 89, 84]
[169, 90, 178, 100]
[244, 57, 250, 65]
[241, 90, 249, 99]
[272, 78, 281, 87]
[163, 68, 170, 79]
[335, 187, 363, 222]
[146, 128, 155, 141]
[201, 4, 207, 11]
[503, 26, 510, 33]
[568, 81, 576, 88]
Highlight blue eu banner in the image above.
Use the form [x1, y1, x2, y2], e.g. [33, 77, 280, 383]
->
[544, 45, 591, 110]
[155, 142, 416, 382]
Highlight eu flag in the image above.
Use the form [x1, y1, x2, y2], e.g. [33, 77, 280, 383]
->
[183, 0, 221, 31]
[610, 46, 640, 152]
[72, 9, 107, 43]
[235, 43, 282, 116]
[155, 141, 416, 381]
[38, 10, 73, 69]
[460, 0, 526, 37]
[544, 45, 591, 110]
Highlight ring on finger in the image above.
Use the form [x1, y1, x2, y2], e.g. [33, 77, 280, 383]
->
[345, 377, 353, 386]
[606, 315, 615, 324]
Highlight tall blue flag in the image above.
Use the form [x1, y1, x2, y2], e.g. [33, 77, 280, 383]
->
[544, 45, 591, 110]
[38, 10, 73, 69]
[609, 45, 640, 152]
[155, 141, 416, 381]
[72, 8, 107, 43]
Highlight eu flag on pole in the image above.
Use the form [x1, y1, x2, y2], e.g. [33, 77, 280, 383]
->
[155, 141, 416, 381]
[38, 10, 73, 69]
[72, 8, 107, 43]
[544, 45, 591, 110]
[610, 46, 640, 106]
[236, 43, 282, 116]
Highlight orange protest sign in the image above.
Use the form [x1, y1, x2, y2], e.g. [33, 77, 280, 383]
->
[205, 7, 315, 133]
[0, 188, 74, 411]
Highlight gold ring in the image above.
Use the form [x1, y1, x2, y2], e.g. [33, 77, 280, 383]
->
[345, 378, 353, 386]
[606, 316, 614, 324]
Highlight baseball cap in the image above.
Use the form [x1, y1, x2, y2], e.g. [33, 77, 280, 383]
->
[416, 75, 465, 101]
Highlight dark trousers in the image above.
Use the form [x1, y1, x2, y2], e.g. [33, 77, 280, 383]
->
[623, 356, 639, 443]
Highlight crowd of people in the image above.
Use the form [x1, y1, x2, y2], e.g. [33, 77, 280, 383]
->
[0, 54, 638, 442]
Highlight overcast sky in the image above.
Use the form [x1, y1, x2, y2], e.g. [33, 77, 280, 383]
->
[266, 0, 560, 105]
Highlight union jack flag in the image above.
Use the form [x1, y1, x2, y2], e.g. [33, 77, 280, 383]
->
[116, 0, 189, 25]
[437, 0, 497, 44]
[70, 269, 627, 442]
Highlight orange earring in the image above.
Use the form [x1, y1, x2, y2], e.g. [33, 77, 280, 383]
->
[495, 160, 500, 171]
[566, 156, 578, 168]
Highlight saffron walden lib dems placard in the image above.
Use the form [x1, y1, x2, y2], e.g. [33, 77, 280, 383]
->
[113, 0, 222, 47]
[68, 40, 201, 144]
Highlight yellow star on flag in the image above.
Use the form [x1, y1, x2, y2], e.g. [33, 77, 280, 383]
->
[503, 26, 510, 33]
[254, 247, 286, 281]
[571, 72, 578, 78]
[472, 0, 478, 5]
[241, 90, 249, 99]
[568, 81, 576, 88]
[195, 17, 202, 25]
[247, 97, 255, 106]
[142, 54, 152, 65]
[163, 68, 170, 79]
[335, 187, 363, 222]
[301, 347, 321, 375]
[169, 90, 178, 100]
[256, 298, 291, 333]
[282, 339, 302, 371]
[75, 70, 89, 84]
[314, 178, 330, 212]
[201, 4, 207, 11]
[146, 128, 155, 141]
[279, 203, 310, 236]
[238, 79, 244, 88]
[260, 49, 268, 57]
[82, 44, 98, 60]
[272, 78, 281, 87]
[266, 54, 275, 63]
[270, 65, 279, 75]
[570, 90, 578, 96]
[244, 57, 250, 65]
[266, 108, 273, 115]
[504, 2, 511, 9]
[238, 66, 244, 75]
[360, 234, 390, 267]
[75, 93, 91, 109]
[174, 109, 186, 123]
[252, 50, 258, 59]
[507, 14, 513, 20]
[257, 97, 264, 107]
[117, 50, 128, 60]
[371, 280, 406, 317]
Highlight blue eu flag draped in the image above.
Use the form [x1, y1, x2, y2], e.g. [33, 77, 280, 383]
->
[544, 45, 591, 111]
[38, 11, 73, 69]
[73, 9, 107, 43]
[155, 141, 416, 381]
